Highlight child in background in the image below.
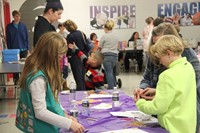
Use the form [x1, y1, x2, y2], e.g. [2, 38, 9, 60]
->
[16, 32, 84, 133]
[134, 35, 196, 133]
[68, 43, 105, 92]
[57, 23, 68, 38]
[59, 54, 69, 90]
[58, 23, 70, 90]
[90, 33, 99, 51]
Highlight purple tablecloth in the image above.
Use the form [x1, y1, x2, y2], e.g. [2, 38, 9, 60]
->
[59, 91, 168, 133]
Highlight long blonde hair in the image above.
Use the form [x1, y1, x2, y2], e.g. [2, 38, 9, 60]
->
[19, 32, 67, 100]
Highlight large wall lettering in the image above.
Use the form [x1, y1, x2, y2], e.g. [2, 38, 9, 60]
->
[158, 2, 200, 26]
[90, 5, 136, 29]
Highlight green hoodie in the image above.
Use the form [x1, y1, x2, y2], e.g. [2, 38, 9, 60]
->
[137, 57, 196, 133]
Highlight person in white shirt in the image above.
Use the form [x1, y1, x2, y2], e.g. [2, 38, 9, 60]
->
[142, 17, 154, 62]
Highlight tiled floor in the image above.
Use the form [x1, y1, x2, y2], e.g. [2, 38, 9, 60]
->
[0, 66, 143, 133]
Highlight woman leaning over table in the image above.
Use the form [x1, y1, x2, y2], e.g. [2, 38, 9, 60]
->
[16, 32, 84, 133]
[98, 20, 119, 89]
[134, 23, 200, 133]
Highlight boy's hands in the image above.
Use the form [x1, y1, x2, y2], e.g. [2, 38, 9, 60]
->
[133, 89, 142, 103]
[133, 87, 156, 102]
[140, 87, 156, 100]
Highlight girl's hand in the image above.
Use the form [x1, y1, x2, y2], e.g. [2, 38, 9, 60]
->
[70, 121, 85, 133]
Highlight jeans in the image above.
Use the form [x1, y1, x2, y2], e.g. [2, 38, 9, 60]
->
[103, 54, 118, 89]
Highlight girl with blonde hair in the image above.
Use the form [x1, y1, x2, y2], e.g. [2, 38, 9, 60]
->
[16, 32, 85, 133]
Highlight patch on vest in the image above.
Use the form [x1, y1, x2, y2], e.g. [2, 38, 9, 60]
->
[16, 101, 34, 133]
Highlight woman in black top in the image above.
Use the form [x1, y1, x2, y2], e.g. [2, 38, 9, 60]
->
[63, 19, 87, 91]
[33, 0, 63, 47]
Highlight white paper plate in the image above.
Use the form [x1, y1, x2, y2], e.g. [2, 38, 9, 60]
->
[88, 94, 112, 99]
[60, 90, 70, 95]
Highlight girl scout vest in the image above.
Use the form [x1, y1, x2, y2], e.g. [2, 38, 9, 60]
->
[15, 71, 65, 133]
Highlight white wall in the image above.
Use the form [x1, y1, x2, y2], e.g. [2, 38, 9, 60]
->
[8, 0, 200, 44]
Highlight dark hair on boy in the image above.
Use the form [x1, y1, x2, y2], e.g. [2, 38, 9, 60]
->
[12, 10, 21, 17]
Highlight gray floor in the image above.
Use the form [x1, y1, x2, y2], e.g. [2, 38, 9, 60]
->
[0, 67, 143, 133]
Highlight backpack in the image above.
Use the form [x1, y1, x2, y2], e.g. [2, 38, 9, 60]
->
[81, 32, 94, 53]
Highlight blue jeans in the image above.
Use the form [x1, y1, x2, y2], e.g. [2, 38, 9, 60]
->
[103, 54, 118, 89]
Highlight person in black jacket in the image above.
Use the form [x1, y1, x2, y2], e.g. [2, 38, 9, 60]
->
[33, 0, 63, 47]
[63, 19, 87, 91]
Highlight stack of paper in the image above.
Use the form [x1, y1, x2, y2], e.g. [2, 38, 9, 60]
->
[110, 111, 158, 124]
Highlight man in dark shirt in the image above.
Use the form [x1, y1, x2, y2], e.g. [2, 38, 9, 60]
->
[6, 10, 29, 58]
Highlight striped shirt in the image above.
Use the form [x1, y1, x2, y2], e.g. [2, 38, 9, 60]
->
[75, 49, 104, 90]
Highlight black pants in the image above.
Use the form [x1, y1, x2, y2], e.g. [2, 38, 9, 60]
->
[20, 50, 28, 58]
[14, 50, 28, 84]
[124, 51, 143, 71]
[68, 55, 85, 91]
[118, 52, 123, 62]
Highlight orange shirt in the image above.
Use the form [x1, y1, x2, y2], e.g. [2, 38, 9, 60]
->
[93, 40, 99, 51]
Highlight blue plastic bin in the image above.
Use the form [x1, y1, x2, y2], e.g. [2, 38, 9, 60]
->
[2, 49, 20, 62]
